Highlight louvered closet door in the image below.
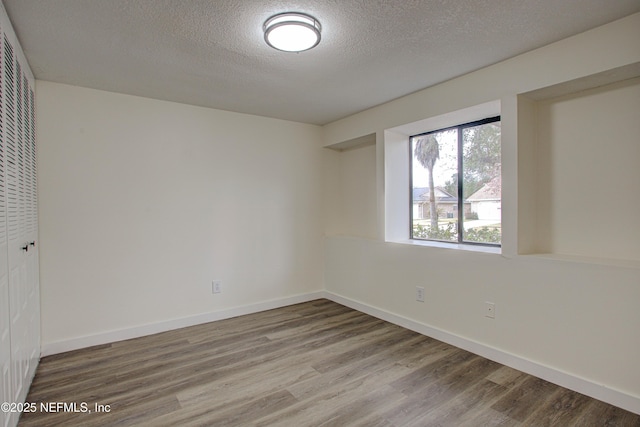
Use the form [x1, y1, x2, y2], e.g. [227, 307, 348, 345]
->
[0, 8, 39, 426]
[4, 33, 29, 409]
[0, 28, 11, 427]
[22, 72, 38, 383]
[4, 33, 22, 405]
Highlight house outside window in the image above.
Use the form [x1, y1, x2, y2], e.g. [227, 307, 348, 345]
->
[410, 117, 501, 246]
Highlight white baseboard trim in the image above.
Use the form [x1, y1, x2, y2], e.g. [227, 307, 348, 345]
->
[324, 291, 640, 415]
[41, 291, 325, 357]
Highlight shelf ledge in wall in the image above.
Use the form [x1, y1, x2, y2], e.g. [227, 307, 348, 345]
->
[386, 238, 502, 255]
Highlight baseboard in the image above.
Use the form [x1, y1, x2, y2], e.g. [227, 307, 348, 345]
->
[323, 291, 640, 416]
[41, 291, 325, 357]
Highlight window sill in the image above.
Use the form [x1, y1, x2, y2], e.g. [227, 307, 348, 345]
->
[389, 238, 502, 255]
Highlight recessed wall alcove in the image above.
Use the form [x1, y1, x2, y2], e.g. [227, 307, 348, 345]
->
[516, 63, 640, 266]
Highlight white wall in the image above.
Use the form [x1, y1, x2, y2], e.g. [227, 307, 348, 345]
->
[36, 82, 325, 349]
[322, 13, 640, 412]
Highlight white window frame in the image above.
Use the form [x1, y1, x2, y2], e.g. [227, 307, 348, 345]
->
[384, 100, 501, 254]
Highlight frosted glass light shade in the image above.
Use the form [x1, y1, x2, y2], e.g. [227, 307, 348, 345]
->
[263, 12, 321, 52]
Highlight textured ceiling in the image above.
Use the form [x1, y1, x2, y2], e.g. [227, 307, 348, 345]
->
[3, 0, 640, 125]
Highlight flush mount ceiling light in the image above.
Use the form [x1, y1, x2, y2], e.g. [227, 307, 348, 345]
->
[263, 12, 321, 52]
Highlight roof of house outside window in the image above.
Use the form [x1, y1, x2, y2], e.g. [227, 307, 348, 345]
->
[412, 187, 457, 203]
[466, 176, 502, 201]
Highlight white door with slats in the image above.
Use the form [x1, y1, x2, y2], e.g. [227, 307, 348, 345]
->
[24, 77, 38, 385]
[0, 29, 11, 427]
[0, 29, 13, 427]
[0, 6, 39, 426]
[5, 33, 23, 409]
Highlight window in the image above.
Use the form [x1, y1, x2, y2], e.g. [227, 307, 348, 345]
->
[410, 116, 501, 246]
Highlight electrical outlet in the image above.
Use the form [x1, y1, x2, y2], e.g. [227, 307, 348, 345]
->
[416, 286, 425, 302]
[212, 281, 222, 294]
[485, 301, 495, 318]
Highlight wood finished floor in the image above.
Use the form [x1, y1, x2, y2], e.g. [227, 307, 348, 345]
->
[19, 299, 640, 426]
